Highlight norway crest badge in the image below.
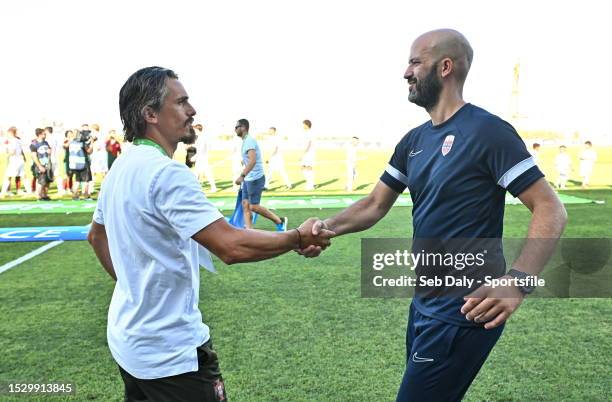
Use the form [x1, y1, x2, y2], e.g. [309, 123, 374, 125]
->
[441, 135, 455, 156]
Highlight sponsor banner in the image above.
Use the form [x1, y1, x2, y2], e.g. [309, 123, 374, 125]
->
[0, 226, 89, 242]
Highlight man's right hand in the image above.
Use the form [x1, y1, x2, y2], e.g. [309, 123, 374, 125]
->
[295, 218, 333, 258]
[38, 166, 46, 173]
[296, 218, 335, 251]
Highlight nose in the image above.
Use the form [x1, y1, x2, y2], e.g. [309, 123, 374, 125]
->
[403, 66, 413, 80]
[188, 103, 196, 118]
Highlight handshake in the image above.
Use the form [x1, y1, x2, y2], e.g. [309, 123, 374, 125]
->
[293, 218, 335, 258]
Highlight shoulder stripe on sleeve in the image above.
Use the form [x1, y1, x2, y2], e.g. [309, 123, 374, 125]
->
[385, 164, 409, 186]
[497, 156, 536, 189]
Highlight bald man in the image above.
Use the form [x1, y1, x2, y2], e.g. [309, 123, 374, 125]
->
[299, 29, 566, 400]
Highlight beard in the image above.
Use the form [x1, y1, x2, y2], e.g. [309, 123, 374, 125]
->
[180, 126, 197, 144]
[408, 65, 442, 111]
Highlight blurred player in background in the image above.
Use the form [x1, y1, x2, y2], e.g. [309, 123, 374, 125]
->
[106, 130, 122, 169]
[555, 145, 571, 189]
[265, 126, 292, 190]
[345, 136, 359, 192]
[530, 142, 541, 165]
[89, 123, 108, 194]
[194, 124, 217, 193]
[300, 119, 316, 190]
[0, 126, 27, 197]
[30, 128, 53, 200]
[45, 126, 67, 196]
[578, 140, 597, 188]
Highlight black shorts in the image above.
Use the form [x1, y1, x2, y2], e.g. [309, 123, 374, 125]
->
[70, 168, 92, 183]
[118, 340, 227, 402]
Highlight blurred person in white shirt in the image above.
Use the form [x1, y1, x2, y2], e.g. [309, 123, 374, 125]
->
[578, 141, 597, 188]
[265, 126, 292, 190]
[1, 127, 27, 197]
[193, 124, 217, 193]
[300, 119, 316, 190]
[555, 145, 571, 189]
[345, 136, 359, 192]
[89, 123, 108, 194]
[530, 142, 541, 165]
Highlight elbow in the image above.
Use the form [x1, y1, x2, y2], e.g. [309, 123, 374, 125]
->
[220, 252, 237, 265]
[87, 231, 95, 246]
[220, 250, 241, 265]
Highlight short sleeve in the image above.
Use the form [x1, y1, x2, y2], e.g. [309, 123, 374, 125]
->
[483, 118, 544, 197]
[380, 134, 410, 193]
[244, 137, 256, 152]
[29, 143, 36, 153]
[151, 162, 224, 240]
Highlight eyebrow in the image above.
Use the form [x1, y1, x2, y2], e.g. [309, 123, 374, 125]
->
[177, 96, 189, 103]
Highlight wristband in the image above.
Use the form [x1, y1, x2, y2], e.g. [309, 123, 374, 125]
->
[293, 228, 302, 249]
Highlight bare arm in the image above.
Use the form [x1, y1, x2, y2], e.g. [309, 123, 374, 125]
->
[512, 177, 568, 274]
[462, 178, 567, 329]
[87, 221, 116, 281]
[31, 151, 45, 171]
[235, 149, 256, 184]
[321, 180, 400, 236]
[242, 149, 256, 176]
[304, 139, 312, 154]
[192, 217, 334, 265]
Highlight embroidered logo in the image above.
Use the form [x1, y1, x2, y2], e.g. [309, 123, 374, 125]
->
[213, 379, 226, 401]
[441, 135, 455, 156]
[408, 150, 423, 157]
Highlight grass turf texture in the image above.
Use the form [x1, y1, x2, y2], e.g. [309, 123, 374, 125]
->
[0, 190, 610, 401]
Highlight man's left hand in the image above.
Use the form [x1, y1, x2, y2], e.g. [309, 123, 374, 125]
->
[461, 275, 524, 330]
[235, 176, 244, 185]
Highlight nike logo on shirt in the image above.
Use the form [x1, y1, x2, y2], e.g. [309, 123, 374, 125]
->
[409, 150, 423, 157]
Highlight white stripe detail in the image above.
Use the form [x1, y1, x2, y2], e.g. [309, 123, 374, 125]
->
[497, 156, 536, 189]
[0, 240, 64, 275]
[385, 164, 409, 186]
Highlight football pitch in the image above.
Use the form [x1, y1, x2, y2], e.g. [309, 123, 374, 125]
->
[0, 187, 611, 401]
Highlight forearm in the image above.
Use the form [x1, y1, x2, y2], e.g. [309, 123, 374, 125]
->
[88, 225, 116, 281]
[92, 239, 116, 280]
[31, 154, 43, 169]
[513, 201, 567, 275]
[324, 196, 385, 236]
[241, 159, 256, 176]
[221, 228, 300, 264]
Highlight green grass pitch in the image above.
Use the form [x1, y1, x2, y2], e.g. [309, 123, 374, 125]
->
[0, 187, 611, 401]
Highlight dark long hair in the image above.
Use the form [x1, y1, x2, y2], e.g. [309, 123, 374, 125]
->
[119, 66, 178, 142]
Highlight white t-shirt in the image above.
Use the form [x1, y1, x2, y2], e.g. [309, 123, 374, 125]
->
[93, 144, 223, 379]
[303, 130, 315, 155]
[6, 136, 23, 158]
[195, 134, 209, 163]
[579, 149, 597, 166]
[555, 153, 571, 175]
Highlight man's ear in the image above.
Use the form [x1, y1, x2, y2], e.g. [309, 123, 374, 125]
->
[440, 57, 454, 78]
[143, 106, 158, 124]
